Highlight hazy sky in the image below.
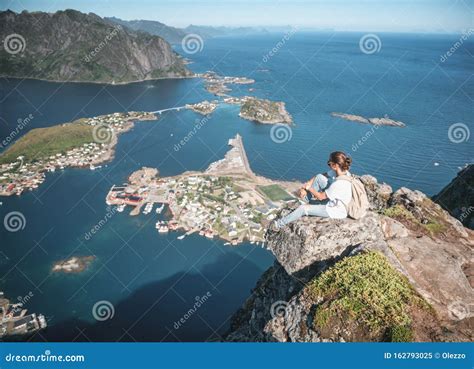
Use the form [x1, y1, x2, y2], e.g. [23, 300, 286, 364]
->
[2, 0, 472, 32]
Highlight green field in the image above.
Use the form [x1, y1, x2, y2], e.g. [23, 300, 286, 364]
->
[257, 184, 293, 201]
[0, 122, 95, 164]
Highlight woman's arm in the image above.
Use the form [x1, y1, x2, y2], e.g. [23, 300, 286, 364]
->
[304, 176, 315, 190]
[308, 187, 327, 200]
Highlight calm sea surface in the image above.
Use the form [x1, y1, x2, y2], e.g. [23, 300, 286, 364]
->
[0, 32, 472, 341]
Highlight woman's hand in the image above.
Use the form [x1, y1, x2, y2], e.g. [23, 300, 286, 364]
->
[298, 188, 307, 199]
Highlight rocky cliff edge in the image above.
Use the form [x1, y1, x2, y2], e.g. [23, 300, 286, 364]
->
[226, 174, 473, 342]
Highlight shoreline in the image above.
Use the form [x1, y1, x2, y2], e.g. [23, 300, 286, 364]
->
[1, 74, 199, 87]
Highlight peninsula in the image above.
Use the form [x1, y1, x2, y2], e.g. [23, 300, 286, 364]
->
[106, 134, 300, 245]
[331, 112, 406, 127]
[0, 291, 47, 338]
[0, 111, 156, 196]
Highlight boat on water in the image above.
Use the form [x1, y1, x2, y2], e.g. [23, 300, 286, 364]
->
[177, 234, 185, 240]
[143, 203, 153, 214]
[158, 225, 169, 233]
[156, 203, 165, 213]
[116, 204, 126, 212]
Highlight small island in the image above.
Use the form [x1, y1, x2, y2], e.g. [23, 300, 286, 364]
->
[239, 97, 293, 124]
[52, 256, 96, 274]
[106, 134, 300, 245]
[331, 112, 405, 127]
[198, 71, 255, 96]
[185, 100, 219, 115]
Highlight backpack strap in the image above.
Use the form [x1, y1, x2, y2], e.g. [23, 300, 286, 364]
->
[336, 174, 352, 182]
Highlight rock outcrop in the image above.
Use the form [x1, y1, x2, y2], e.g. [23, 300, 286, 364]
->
[331, 113, 406, 127]
[226, 175, 473, 342]
[433, 164, 473, 230]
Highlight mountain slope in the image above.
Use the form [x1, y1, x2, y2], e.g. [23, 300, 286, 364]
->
[105, 17, 187, 43]
[433, 164, 473, 229]
[0, 9, 192, 83]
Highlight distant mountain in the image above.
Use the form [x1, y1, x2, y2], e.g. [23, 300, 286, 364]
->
[0, 9, 191, 84]
[105, 17, 269, 43]
[105, 16, 187, 43]
[184, 25, 269, 39]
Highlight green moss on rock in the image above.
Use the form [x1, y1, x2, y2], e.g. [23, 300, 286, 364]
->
[309, 252, 430, 341]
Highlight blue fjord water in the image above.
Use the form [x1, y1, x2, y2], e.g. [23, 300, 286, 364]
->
[0, 32, 472, 341]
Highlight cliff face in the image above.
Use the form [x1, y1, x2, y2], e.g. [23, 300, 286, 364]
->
[226, 175, 473, 342]
[433, 164, 473, 230]
[0, 9, 192, 83]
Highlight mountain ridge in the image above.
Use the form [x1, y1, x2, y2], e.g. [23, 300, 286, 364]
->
[0, 9, 192, 83]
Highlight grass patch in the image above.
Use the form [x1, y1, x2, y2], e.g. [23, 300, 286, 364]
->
[423, 220, 446, 235]
[387, 325, 413, 342]
[384, 205, 446, 237]
[383, 205, 416, 222]
[309, 252, 428, 341]
[257, 184, 293, 202]
[0, 123, 95, 164]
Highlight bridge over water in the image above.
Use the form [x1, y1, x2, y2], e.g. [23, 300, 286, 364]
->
[151, 106, 186, 115]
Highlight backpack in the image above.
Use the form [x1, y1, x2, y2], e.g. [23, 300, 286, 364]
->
[336, 174, 369, 219]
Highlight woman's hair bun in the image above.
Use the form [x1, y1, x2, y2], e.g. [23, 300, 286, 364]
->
[329, 151, 352, 171]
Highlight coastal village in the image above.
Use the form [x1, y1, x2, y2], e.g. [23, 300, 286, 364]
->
[0, 292, 47, 339]
[106, 134, 299, 245]
[0, 111, 155, 196]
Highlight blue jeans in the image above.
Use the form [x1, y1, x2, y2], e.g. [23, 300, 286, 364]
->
[276, 174, 331, 227]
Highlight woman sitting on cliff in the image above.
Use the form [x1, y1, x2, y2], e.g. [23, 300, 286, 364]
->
[273, 151, 353, 229]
